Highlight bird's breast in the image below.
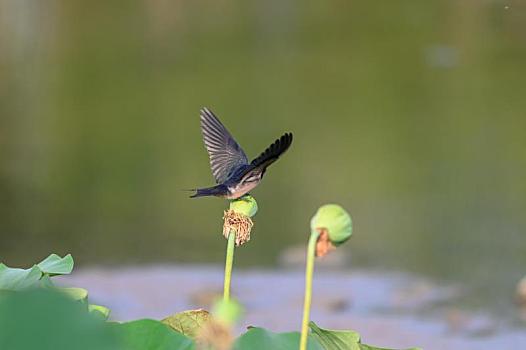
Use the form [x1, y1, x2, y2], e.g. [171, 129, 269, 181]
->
[227, 181, 260, 199]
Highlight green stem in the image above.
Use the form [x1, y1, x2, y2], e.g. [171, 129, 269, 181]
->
[223, 229, 236, 301]
[300, 230, 320, 350]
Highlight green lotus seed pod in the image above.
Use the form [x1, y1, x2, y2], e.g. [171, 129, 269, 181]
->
[229, 195, 258, 218]
[212, 298, 244, 326]
[310, 204, 352, 246]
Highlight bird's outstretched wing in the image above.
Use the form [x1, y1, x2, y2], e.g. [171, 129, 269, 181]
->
[250, 132, 293, 172]
[200, 108, 249, 183]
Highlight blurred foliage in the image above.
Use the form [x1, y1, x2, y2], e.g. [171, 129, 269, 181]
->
[0, 289, 415, 350]
[115, 319, 195, 350]
[0, 253, 110, 319]
[233, 327, 322, 350]
[1, 0, 526, 310]
[309, 322, 420, 350]
[0, 289, 194, 350]
[0, 289, 118, 350]
[162, 309, 211, 339]
[0, 253, 73, 291]
[0, 254, 417, 350]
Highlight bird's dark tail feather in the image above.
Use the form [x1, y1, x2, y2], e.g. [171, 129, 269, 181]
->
[189, 185, 227, 198]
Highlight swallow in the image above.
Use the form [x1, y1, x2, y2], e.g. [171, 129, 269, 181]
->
[190, 108, 293, 199]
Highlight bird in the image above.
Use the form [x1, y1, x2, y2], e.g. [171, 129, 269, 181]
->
[190, 107, 293, 199]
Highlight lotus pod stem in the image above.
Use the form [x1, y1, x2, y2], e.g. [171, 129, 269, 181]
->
[223, 230, 236, 301]
[299, 230, 319, 350]
[300, 204, 353, 350]
[222, 195, 258, 302]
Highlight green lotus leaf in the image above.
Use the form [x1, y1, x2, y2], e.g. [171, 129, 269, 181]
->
[309, 322, 421, 350]
[0, 264, 42, 291]
[37, 254, 74, 276]
[39, 274, 55, 288]
[89, 304, 111, 320]
[0, 289, 118, 350]
[58, 287, 88, 303]
[359, 344, 422, 350]
[234, 327, 323, 350]
[309, 321, 360, 350]
[162, 309, 211, 339]
[114, 319, 195, 350]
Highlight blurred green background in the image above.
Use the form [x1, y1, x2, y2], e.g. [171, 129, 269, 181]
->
[1, 0, 525, 308]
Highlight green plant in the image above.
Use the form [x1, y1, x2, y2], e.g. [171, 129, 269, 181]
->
[298, 205, 419, 350]
[0, 203, 420, 350]
[0, 289, 119, 350]
[300, 204, 353, 350]
[0, 253, 109, 319]
[221, 194, 258, 301]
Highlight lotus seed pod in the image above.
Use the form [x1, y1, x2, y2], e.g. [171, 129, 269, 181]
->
[310, 204, 352, 246]
[211, 299, 243, 326]
[229, 195, 258, 218]
[223, 195, 258, 246]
